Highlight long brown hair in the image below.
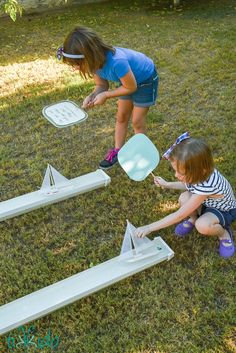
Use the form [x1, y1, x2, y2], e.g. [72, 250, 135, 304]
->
[169, 137, 214, 184]
[63, 26, 115, 79]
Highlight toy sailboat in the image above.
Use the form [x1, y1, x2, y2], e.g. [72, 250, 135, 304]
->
[39, 164, 72, 195]
[120, 220, 163, 262]
[0, 165, 110, 222]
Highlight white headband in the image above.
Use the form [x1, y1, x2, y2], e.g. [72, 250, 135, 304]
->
[62, 51, 85, 59]
[57, 46, 85, 60]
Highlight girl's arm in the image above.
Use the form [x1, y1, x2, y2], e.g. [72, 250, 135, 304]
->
[93, 74, 109, 94]
[154, 176, 187, 190]
[135, 193, 207, 238]
[92, 70, 137, 106]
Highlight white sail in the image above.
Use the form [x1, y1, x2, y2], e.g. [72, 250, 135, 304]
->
[120, 220, 153, 257]
[40, 164, 69, 195]
[120, 220, 133, 255]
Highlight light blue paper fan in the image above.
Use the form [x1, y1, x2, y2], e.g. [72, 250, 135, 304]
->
[118, 134, 160, 181]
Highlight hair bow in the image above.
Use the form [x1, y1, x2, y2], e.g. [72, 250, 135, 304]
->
[56, 46, 64, 60]
[162, 132, 190, 160]
[56, 46, 85, 60]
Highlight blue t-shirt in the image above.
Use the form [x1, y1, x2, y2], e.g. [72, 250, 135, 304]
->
[96, 47, 155, 84]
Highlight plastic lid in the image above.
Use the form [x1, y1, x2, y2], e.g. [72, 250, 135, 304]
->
[42, 100, 88, 128]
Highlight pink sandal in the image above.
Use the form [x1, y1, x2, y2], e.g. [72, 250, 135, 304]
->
[175, 220, 194, 237]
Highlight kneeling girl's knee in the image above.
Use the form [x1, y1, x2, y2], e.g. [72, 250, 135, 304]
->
[195, 218, 213, 235]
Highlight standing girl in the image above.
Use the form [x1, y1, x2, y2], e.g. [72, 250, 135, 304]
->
[57, 26, 158, 169]
[135, 133, 236, 258]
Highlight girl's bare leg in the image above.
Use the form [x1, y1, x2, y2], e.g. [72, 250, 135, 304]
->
[115, 99, 133, 149]
[132, 106, 149, 134]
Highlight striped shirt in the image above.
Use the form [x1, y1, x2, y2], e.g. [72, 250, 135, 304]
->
[186, 169, 236, 211]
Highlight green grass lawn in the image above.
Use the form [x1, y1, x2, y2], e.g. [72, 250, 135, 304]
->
[0, 0, 236, 352]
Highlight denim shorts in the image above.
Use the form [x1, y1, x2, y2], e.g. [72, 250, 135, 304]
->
[201, 205, 236, 229]
[119, 67, 159, 107]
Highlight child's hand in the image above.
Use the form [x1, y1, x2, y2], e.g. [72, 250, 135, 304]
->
[154, 176, 169, 189]
[82, 94, 95, 109]
[134, 225, 152, 238]
[93, 92, 107, 106]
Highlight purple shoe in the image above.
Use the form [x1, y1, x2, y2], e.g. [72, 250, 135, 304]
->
[175, 220, 194, 237]
[219, 228, 235, 258]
